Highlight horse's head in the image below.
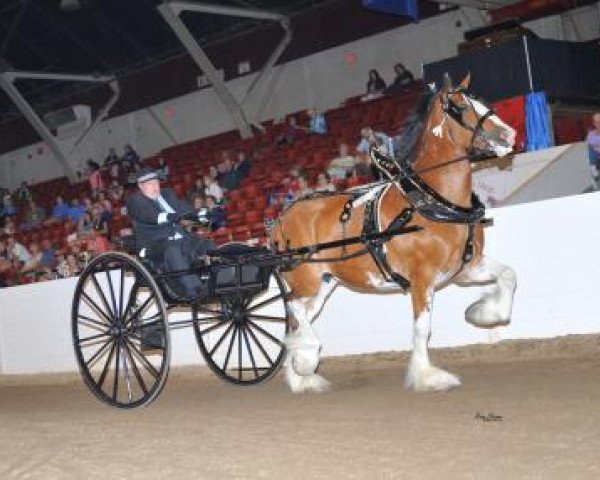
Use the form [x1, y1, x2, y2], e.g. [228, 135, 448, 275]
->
[437, 74, 516, 158]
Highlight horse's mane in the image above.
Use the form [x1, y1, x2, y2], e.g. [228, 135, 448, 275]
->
[392, 89, 436, 165]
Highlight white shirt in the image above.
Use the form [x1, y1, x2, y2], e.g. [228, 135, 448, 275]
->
[155, 194, 183, 240]
[205, 182, 223, 202]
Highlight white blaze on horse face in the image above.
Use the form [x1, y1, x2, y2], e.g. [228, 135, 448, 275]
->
[469, 97, 516, 157]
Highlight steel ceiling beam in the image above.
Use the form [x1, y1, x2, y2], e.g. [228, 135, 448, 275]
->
[167, 1, 286, 22]
[158, 1, 290, 139]
[0, 68, 118, 182]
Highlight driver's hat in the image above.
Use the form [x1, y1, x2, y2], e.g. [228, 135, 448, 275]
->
[136, 168, 159, 184]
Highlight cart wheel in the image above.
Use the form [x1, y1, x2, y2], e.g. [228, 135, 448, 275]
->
[193, 269, 289, 385]
[72, 252, 170, 408]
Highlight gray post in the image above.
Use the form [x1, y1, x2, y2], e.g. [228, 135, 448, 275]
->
[522, 35, 534, 93]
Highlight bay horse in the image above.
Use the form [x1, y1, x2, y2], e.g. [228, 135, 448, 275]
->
[270, 75, 517, 393]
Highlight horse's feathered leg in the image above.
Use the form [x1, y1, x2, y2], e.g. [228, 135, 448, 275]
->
[284, 274, 338, 393]
[405, 282, 461, 392]
[456, 256, 517, 328]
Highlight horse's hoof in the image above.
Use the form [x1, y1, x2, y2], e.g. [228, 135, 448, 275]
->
[287, 372, 331, 393]
[405, 366, 461, 392]
[465, 301, 511, 329]
[303, 374, 331, 393]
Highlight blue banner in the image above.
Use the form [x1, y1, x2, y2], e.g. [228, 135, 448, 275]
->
[362, 0, 419, 22]
[525, 92, 554, 152]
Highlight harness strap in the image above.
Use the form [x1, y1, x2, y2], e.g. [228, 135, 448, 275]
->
[362, 195, 412, 291]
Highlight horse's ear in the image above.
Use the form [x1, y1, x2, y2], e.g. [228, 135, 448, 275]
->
[459, 72, 471, 90]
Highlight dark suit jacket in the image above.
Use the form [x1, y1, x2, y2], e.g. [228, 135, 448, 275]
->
[126, 188, 192, 249]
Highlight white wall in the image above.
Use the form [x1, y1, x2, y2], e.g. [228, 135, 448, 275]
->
[472, 142, 594, 206]
[1, 4, 598, 190]
[1, 191, 599, 375]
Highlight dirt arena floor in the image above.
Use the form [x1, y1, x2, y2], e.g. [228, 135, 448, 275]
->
[1, 334, 600, 480]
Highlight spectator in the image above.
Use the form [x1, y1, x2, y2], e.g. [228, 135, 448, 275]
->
[6, 236, 31, 266]
[1, 191, 17, 216]
[208, 165, 219, 181]
[307, 108, 327, 135]
[187, 176, 206, 202]
[0, 238, 11, 274]
[2, 217, 16, 236]
[48, 195, 70, 224]
[204, 175, 224, 203]
[96, 191, 113, 224]
[314, 172, 336, 193]
[363, 69, 386, 101]
[586, 112, 600, 190]
[122, 144, 140, 169]
[386, 63, 415, 94]
[108, 180, 124, 203]
[15, 181, 32, 204]
[104, 147, 120, 167]
[191, 195, 207, 214]
[327, 142, 357, 180]
[234, 150, 252, 179]
[205, 195, 226, 231]
[20, 199, 46, 230]
[357, 126, 394, 158]
[87, 160, 104, 194]
[156, 157, 169, 181]
[353, 155, 374, 180]
[68, 198, 87, 223]
[294, 175, 313, 200]
[62, 253, 82, 277]
[21, 243, 42, 274]
[40, 239, 57, 270]
[276, 116, 302, 147]
[218, 157, 241, 192]
[84, 229, 111, 255]
[78, 211, 95, 237]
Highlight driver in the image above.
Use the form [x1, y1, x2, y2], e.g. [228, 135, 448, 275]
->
[126, 168, 215, 298]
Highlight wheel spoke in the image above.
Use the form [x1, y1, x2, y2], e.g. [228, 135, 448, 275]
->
[123, 295, 154, 327]
[120, 347, 133, 403]
[90, 272, 114, 320]
[208, 322, 235, 357]
[247, 313, 287, 323]
[126, 339, 160, 379]
[81, 291, 113, 325]
[194, 315, 225, 324]
[245, 324, 274, 367]
[77, 314, 110, 331]
[97, 342, 117, 390]
[247, 292, 284, 312]
[198, 319, 229, 336]
[222, 325, 238, 372]
[79, 332, 111, 346]
[105, 269, 119, 322]
[247, 319, 284, 347]
[123, 342, 149, 396]
[84, 337, 114, 368]
[118, 267, 125, 320]
[242, 326, 259, 378]
[112, 341, 121, 401]
[237, 327, 243, 381]
[122, 280, 143, 324]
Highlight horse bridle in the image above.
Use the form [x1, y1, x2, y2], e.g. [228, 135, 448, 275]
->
[442, 88, 508, 160]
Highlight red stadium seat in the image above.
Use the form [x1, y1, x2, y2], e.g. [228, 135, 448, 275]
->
[245, 210, 263, 224]
[232, 226, 250, 241]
